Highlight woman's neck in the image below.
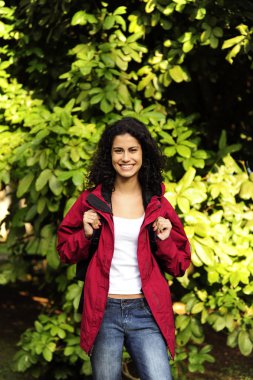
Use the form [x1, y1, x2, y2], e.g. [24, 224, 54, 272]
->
[112, 177, 144, 218]
[114, 177, 142, 195]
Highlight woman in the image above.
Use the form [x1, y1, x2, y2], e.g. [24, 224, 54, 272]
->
[57, 117, 191, 380]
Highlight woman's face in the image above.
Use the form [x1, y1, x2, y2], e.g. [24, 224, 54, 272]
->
[111, 133, 143, 180]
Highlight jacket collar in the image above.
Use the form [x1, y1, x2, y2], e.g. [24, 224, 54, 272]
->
[87, 183, 164, 221]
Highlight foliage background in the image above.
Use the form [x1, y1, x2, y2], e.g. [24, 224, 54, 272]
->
[0, 0, 253, 379]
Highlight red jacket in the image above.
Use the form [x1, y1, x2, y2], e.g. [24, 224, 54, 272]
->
[57, 184, 191, 358]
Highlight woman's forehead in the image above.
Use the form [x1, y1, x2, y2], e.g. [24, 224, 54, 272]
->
[112, 133, 140, 147]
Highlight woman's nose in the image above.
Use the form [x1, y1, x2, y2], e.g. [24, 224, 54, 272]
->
[122, 151, 130, 161]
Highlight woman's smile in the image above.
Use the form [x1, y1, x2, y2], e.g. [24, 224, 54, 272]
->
[120, 164, 134, 170]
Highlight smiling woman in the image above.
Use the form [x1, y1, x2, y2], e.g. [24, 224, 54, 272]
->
[57, 117, 191, 380]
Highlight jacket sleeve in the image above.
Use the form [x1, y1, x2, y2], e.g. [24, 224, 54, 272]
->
[57, 192, 92, 264]
[155, 197, 191, 277]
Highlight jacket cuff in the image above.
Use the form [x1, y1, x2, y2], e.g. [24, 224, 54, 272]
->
[155, 235, 178, 257]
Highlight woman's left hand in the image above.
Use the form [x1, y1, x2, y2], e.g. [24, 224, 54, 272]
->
[153, 217, 172, 240]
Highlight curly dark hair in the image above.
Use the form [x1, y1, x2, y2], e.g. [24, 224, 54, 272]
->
[87, 117, 165, 197]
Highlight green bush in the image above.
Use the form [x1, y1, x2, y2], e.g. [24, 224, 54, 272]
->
[0, 0, 252, 379]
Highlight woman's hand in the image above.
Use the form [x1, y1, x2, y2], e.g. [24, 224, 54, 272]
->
[83, 209, 101, 239]
[153, 216, 172, 241]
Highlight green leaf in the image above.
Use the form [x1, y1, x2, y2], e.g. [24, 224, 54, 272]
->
[176, 144, 191, 158]
[31, 130, 49, 146]
[194, 223, 208, 238]
[47, 342, 56, 352]
[64, 197, 77, 216]
[195, 8, 206, 20]
[39, 151, 48, 169]
[43, 347, 53, 362]
[191, 302, 204, 314]
[25, 205, 37, 221]
[218, 130, 227, 150]
[239, 181, 253, 200]
[103, 15, 115, 30]
[60, 110, 72, 129]
[227, 330, 238, 348]
[72, 171, 84, 187]
[225, 44, 242, 64]
[71, 11, 88, 26]
[35, 321, 43, 332]
[175, 315, 190, 330]
[145, 0, 156, 13]
[236, 24, 248, 35]
[47, 236, 60, 269]
[35, 169, 52, 191]
[37, 197, 47, 214]
[70, 147, 80, 163]
[193, 240, 214, 266]
[222, 35, 245, 49]
[207, 269, 219, 284]
[163, 4, 175, 15]
[243, 283, 253, 295]
[113, 6, 126, 15]
[65, 98, 76, 112]
[177, 326, 192, 346]
[115, 54, 128, 70]
[100, 54, 115, 67]
[193, 150, 208, 159]
[49, 175, 63, 196]
[164, 146, 176, 157]
[213, 27, 223, 38]
[179, 167, 196, 190]
[90, 92, 104, 105]
[64, 346, 75, 356]
[213, 315, 226, 331]
[57, 328, 66, 339]
[137, 73, 155, 91]
[169, 65, 189, 83]
[238, 331, 253, 356]
[159, 131, 175, 145]
[177, 196, 190, 213]
[177, 130, 192, 143]
[190, 318, 203, 338]
[17, 173, 34, 198]
[183, 40, 194, 53]
[100, 98, 113, 113]
[210, 34, 219, 49]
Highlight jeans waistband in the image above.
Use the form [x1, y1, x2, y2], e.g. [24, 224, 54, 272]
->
[107, 297, 147, 307]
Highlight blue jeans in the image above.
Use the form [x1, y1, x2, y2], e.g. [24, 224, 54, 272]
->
[90, 298, 172, 380]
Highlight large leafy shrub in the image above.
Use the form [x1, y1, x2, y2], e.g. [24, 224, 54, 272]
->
[0, 0, 252, 379]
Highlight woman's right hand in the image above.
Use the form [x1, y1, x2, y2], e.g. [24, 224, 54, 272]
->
[83, 209, 101, 239]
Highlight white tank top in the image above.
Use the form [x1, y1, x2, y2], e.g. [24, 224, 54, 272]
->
[109, 215, 144, 294]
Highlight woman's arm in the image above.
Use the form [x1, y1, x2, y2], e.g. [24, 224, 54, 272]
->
[154, 197, 191, 277]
